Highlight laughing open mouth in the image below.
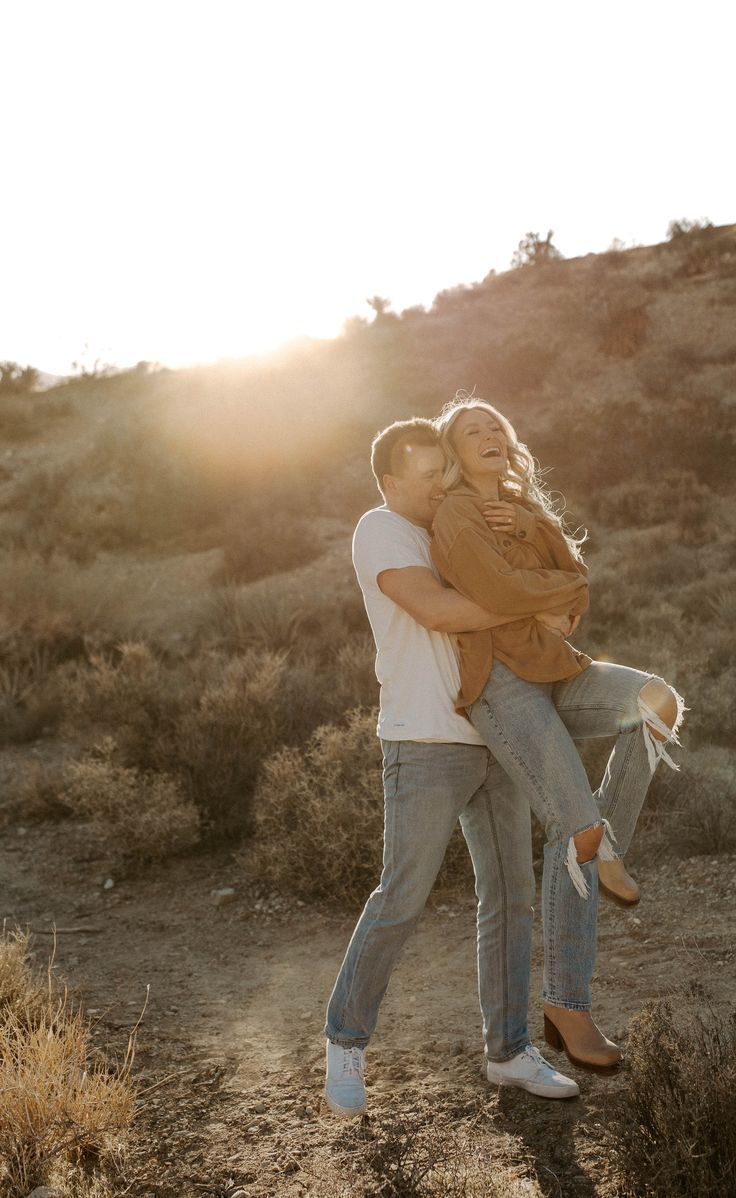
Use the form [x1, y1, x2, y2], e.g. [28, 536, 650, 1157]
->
[481, 447, 502, 458]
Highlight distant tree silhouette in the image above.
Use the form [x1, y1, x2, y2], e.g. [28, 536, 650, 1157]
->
[366, 296, 392, 321]
[0, 361, 39, 393]
[511, 231, 563, 269]
[666, 217, 713, 240]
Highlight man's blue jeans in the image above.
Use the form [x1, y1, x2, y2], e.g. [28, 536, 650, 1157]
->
[325, 740, 535, 1063]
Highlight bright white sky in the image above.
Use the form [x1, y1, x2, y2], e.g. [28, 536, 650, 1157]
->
[2, 0, 734, 375]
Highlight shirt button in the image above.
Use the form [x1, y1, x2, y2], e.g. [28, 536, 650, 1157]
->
[518, 530, 526, 538]
[503, 539, 512, 547]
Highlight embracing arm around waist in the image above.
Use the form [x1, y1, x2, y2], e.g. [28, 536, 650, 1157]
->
[377, 566, 521, 633]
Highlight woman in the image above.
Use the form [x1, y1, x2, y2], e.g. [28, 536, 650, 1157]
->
[431, 394, 685, 1071]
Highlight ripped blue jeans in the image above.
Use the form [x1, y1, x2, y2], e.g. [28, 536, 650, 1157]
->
[467, 659, 685, 1011]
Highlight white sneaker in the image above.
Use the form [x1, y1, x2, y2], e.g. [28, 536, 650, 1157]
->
[324, 1040, 367, 1117]
[486, 1044, 580, 1099]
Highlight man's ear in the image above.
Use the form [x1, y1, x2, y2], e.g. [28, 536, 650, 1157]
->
[383, 473, 399, 499]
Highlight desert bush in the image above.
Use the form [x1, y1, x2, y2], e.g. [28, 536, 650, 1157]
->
[615, 991, 736, 1197]
[2, 762, 70, 826]
[0, 552, 126, 662]
[334, 1108, 544, 1198]
[61, 636, 377, 842]
[656, 748, 736, 855]
[588, 471, 713, 531]
[220, 501, 321, 583]
[173, 650, 286, 835]
[60, 641, 182, 765]
[249, 709, 473, 904]
[65, 737, 201, 861]
[249, 708, 386, 902]
[0, 928, 135, 1198]
[207, 586, 305, 654]
[0, 651, 63, 746]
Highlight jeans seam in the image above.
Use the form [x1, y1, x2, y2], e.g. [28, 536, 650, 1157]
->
[485, 799, 509, 1049]
[477, 697, 555, 826]
[600, 728, 637, 829]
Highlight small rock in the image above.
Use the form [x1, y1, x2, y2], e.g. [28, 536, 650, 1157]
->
[211, 887, 237, 907]
[252, 1100, 267, 1113]
[26, 1187, 64, 1198]
[103, 878, 115, 890]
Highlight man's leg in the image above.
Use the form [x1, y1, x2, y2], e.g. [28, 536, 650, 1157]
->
[324, 740, 489, 1116]
[459, 761, 534, 1062]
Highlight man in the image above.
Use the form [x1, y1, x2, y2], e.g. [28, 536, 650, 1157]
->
[323, 418, 579, 1116]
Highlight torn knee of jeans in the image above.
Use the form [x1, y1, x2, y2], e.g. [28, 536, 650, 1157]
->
[638, 679, 687, 774]
[565, 819, 617, 899]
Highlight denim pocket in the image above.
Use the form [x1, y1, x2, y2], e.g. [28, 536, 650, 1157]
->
[381, 740, 401, 800]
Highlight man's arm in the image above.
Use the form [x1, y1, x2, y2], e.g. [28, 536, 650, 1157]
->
[377, 566, 520, 633]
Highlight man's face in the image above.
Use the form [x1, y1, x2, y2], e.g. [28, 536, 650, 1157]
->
[384, 444, 446, 529]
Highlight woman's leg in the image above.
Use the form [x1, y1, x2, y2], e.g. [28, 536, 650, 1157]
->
[467, 662, 605, 1012]
[551, 662, 685, 857]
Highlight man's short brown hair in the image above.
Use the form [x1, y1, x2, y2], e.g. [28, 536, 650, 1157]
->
[370, 418, 439, 498]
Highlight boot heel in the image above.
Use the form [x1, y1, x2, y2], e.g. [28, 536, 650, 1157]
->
[544, 1013, 564, 1051]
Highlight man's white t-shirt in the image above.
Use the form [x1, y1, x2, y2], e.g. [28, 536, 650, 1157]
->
[352, 507, 484, 745]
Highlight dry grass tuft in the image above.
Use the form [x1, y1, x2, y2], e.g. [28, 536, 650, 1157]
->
[0, 929, 136, 1197]
[617, 991, 736, 1197]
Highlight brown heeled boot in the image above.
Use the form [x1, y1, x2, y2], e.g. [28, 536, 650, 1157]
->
[597, 857, 641, 907]
[543, 1004, 622, 1074]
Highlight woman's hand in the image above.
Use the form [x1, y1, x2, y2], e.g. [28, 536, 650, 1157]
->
[536, 611, 581, 637]
[483, 501, 519, 534]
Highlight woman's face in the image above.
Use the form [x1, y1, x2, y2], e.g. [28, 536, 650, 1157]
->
[450, 408, 509, 481]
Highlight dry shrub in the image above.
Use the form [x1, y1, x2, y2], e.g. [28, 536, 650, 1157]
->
[660, 747, 736, 855]
[588, 471, 713, 532]
[616, 991, 736, 1197]
[220, 504, 320, 583]
[61, 640, 365, 842]
[0, 552, 124, 661]
[316, 1108, 543, 1198]
[0, 929, 48, 1024]
[174, 650, 286, 835]
[3, 762, 70, 825]
[249, 709, 472, 904]
[207, 585, 304, 654]
[249, 708, 384, 903]
[0, 651, 63, 747]
[0, 929, 135, 1197]
[65, 737, 201, 861]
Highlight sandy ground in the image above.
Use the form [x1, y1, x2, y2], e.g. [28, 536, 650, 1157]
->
[2, 808, 735, 1198]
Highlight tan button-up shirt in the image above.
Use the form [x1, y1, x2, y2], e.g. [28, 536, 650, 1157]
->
[431, 486, 591, 710]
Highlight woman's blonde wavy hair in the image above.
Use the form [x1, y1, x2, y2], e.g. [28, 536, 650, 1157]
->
[435, 392, 586, 560]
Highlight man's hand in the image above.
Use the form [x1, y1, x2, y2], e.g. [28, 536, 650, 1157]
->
[536, 611, 582, 638]
[483, 501, 519, 534]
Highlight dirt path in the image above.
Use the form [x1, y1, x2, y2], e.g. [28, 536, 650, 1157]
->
[2, 816, 735, 1197]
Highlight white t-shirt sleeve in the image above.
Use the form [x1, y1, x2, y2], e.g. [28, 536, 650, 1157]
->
[353, 510, 430, 593]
